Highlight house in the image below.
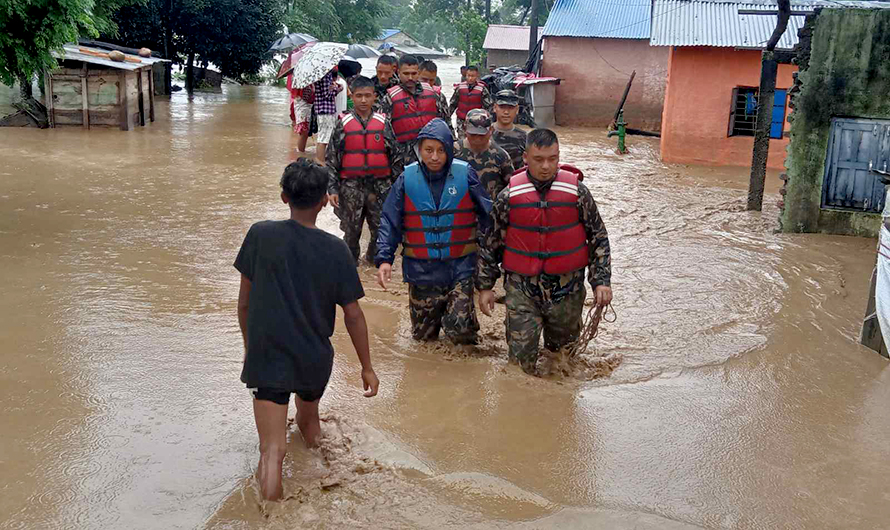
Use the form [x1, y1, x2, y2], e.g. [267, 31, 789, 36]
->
[540, 0, 669, 130]
[46, 44, 169, 130]
[650, 0, 811, 168]
[483, 25, 542, 71]
[368, 29, 449, 59]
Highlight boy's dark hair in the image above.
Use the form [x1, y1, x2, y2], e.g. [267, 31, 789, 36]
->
[377, 55, 397, 67]
[350, 75, 375, 91]
[420, 60, 437, 73]
[280, 159, 328, 209]
[467, 65, 479, 73]
[399, 54, 420, 68]
[527, 128, 559, 150]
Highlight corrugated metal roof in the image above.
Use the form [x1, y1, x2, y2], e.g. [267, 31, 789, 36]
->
[378, 29, 402, 40]
[483, 25, 544, 50]
[392, 44, 450, 59]
[650, 0, 890, 49]
[52, 44, 169, 71]
[542, 0, 654, 39]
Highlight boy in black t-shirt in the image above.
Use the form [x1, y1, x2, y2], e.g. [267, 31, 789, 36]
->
[235, 159, 379, 501]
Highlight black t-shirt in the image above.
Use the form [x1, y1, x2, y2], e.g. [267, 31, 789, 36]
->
[234, 220, 364, 391]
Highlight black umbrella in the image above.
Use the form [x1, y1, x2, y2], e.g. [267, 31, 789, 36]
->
[344, 43, 381, 59]
[269, 33, 317, 52]
[338, 56, 362, 78]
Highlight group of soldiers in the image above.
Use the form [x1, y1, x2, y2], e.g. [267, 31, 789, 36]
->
[320, 53, 613, 375]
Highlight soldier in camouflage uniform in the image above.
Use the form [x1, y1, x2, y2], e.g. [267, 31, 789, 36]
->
[477, 129, 612, 375]
[491, 90, 528, 171]
[376, 119, 492, 345]
[327, 76, 403, 264]
[454, 109, 515, 200]
[449, 65, 493, 143]
[372, 55, 399, 113]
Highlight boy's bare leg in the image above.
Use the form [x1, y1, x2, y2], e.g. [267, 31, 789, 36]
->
[295, 397, 321, 448]
[297, 132, 309, 154]
[314, 143, 327, 165]
[253, 398, 289, 501]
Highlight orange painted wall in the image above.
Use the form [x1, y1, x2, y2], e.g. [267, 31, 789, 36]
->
[660, 46, 797, 169]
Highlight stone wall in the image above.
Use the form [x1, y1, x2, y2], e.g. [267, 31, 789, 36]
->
[782, 8, 890, 237]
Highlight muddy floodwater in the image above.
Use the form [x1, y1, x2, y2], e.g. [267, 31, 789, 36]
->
[3, 57, 890, 529]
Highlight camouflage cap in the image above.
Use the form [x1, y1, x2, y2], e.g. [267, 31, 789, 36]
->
[495, 89, 519, 106]
[465, 109, 492, 135]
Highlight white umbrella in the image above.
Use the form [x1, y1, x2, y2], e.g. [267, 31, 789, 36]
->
[290, 42, 348, 89]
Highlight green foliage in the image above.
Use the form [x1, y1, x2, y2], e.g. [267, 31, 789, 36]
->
[454, 7, 487, 65]
[496, 0, 552, 25]
[283, 0, 385, 44]
[0, 0, 132, 87]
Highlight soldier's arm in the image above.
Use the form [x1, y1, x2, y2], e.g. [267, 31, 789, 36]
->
[326, 121, 345, 194]
[448, 89, 459, 117]
[467, 166, 493, 234]
[482, 87, 493, 112]
[384, 120, 404, 177]
[476, 189, 510, 291]
[380, 93, 393, 116]
[500, 151, 515, 184]
[375, 174, 406, 267]
[578, 184, 612, 287]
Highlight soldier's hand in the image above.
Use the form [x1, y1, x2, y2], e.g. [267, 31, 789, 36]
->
[329, 193, 340, 209]
[377, 263, 392, 291]
[479, 289, 496, 317]
[594, 285, 613, 307]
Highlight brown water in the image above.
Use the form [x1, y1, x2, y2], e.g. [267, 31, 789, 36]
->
[2, 58, 890, 529]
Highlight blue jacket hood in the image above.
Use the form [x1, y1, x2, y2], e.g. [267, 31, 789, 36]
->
[414, 118, 454, 172]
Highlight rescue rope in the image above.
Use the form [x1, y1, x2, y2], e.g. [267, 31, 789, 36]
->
[569, 303, 617, 357]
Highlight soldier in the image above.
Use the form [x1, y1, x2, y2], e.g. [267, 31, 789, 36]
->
[326, 76, 402, 264]
[376, 119, 492, 345]
[449, 65, 493, 142]
[380, 54, 453, 167]
[476, 129, 612, 375]
[372, 55, 399, 113]
[491, 89, 528, 171]
[454, 109, 514, 201]
[419, 60, 448, 111]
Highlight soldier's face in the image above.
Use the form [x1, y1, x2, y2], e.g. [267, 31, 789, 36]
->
[352, 87, 375, 115]
[399, 65, 420, 88]
[376, 64, 395, 84]
[420, 139, 447, 172]
[466, 70, 479, 84]
[525, 142, 560, 181]
[466, 130, 491, 152]
[419, 70, 436, 86]
[495, 104, 518, 126]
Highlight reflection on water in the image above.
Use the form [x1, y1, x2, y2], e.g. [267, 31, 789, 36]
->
[2, 56, 890, 530]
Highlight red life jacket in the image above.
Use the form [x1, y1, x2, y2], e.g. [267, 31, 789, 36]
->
[339, 112, 391, 179]
[456, 82, 485, 120]
[388, 83, 439, 144]
[503, 170, 588, 276]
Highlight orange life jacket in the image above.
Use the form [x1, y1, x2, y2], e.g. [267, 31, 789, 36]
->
[339, 112, 390, 178]
[503, 170, 588, 276]
[456, 82, 485, 120]
[387, 83, 439, 144]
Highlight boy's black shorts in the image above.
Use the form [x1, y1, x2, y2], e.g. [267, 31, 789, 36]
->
[249, 386, 326, 404]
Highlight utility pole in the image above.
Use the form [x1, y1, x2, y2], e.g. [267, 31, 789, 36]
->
[486, 0, 491, 21]
[747, 0, 791, 211]
[529, 0, 539, 60]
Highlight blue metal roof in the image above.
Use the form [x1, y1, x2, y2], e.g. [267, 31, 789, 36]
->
[542, 0, 654, 39]
[377, 29, 402, 40]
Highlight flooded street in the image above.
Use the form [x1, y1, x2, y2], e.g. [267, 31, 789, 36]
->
[3, 58, 890, 529]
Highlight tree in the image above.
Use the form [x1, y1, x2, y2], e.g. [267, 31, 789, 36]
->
[0, 0, 132, 98]
[454, 6, 487, 66]
[283, 0, 386, 44]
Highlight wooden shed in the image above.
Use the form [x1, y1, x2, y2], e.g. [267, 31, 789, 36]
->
[46, 44, 170, 130]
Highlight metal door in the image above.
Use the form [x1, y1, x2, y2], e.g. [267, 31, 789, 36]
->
[821, 117, 890, 213]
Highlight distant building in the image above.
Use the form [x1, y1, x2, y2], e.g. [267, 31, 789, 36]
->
[540, 0, 669, 130]
[483, 25, 542, 71]
[367, 29, 449, 59]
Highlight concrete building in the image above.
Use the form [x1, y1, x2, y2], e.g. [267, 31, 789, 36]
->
[540, 0, 669, 130]
[651, 0, 806, 168]
[483, 25, 542, 71]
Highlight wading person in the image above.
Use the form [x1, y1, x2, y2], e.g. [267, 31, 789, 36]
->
[491, 89, 527, 171]
[372, 55, 399, 112]
[235, 159, 379, 501]
[313, 68, 343, 165]
[376, 119, 492, 345]
[380, 55, 452, 165]
[454, 109, 514, 200]
[476, 129, 612, 375]
[293, 84, 314, 156]
[449, 65, 492, 142]
[326, 76, 402, 264]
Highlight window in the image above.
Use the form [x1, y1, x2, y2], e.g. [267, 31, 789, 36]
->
[728, 87, 787, 139]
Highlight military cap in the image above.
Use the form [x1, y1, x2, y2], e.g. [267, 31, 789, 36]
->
[465, 109, 493, 135]
[495, 89, 520, 106]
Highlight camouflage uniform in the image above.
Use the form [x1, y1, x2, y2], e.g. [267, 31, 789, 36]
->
[454, 110, 515, 200]
[380, 82, 453, 171]
[477, 178, 611, 375]
[326, 111, 403, 263]
[491, 90, 528, 171]
[449, 82, 493, 143]
[409, 278, 479, 344]
[372, 75, 399, 113]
